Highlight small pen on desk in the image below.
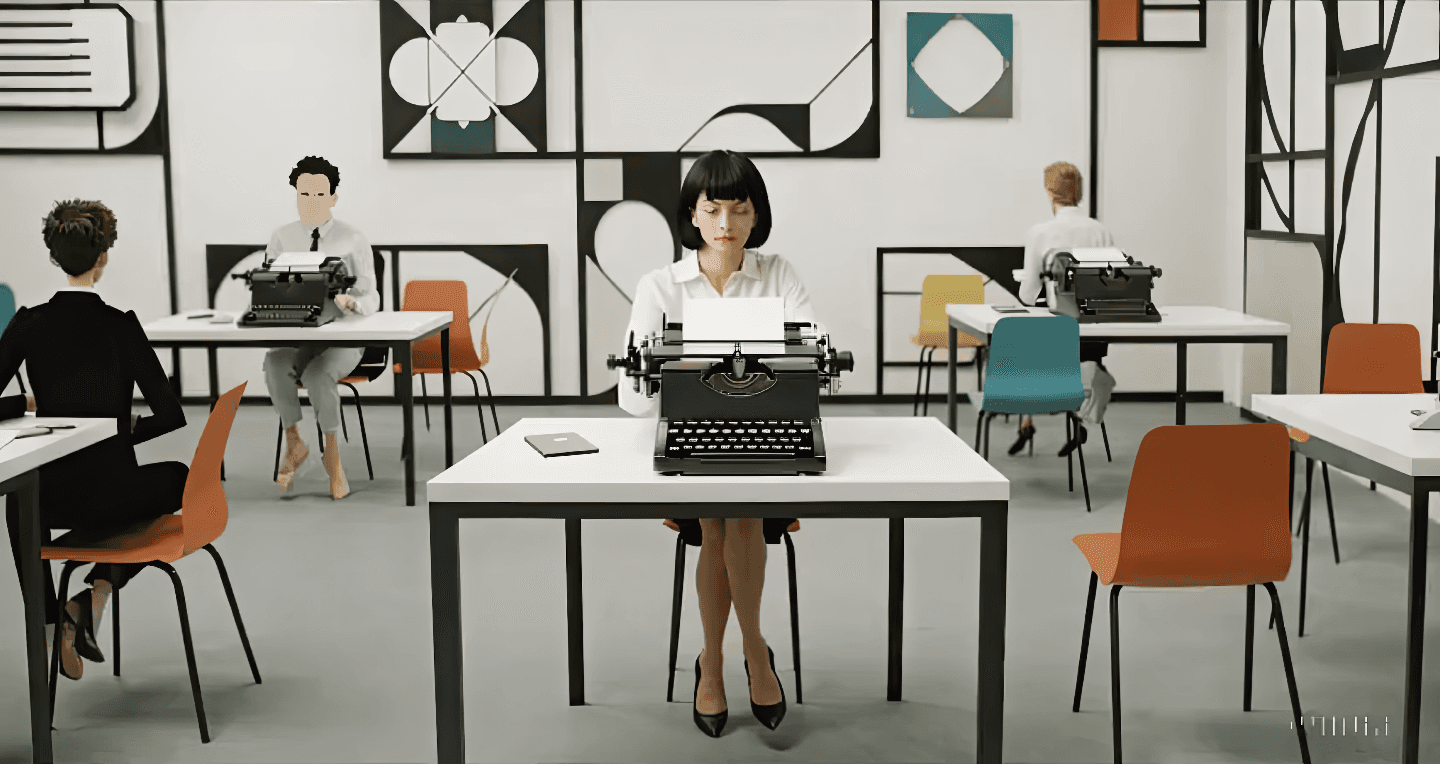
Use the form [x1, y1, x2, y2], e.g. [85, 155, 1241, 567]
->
[187, 313, 214, 320]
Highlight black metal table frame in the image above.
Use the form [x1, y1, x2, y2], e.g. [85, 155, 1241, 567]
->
[150, 326, 453, 506]
[5, 470, 52, 763]
[1259, 423, 1435, 764]
[944, 318, 1289, 432]
[428, 500, 1009, 764]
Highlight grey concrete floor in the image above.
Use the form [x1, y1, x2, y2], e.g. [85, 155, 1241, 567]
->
[0, 398, 1436, 764]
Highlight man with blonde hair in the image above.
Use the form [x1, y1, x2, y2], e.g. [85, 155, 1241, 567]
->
[1010, 161, 1117, 457]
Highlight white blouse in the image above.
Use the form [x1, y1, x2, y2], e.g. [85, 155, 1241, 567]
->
[1018, 206, 1116, 306]
[618, 249, 819, 417]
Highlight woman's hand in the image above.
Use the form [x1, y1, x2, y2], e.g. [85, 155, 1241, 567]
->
[335, 294, 359, 313]
[25, 396, 35, 412]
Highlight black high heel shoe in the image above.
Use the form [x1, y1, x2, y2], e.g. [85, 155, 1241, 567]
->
[64, 589, 104, 663]
[1008, 422, 1036, 456]
[693, 652, 727, 737]
[1058, 421, 1088, 458]
[744, 645, 787, 730]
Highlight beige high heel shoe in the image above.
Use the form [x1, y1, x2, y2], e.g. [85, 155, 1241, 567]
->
[321, 432, 349, 500]
[276, 428, 310, 491]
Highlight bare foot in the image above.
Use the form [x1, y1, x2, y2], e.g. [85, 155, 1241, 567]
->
[744, 640, 781, 706]
[322, 433, 349, 500]
[696, 648, 726, 715]
[276, 434, 310, 491]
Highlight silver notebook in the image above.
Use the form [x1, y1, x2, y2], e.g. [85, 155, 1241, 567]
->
[524, 432, 599, 457]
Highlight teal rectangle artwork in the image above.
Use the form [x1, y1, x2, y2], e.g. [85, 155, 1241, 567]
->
[907, 12, 1013, 119]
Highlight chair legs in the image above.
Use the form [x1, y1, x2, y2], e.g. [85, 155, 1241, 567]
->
[460, 371, 489, 444]
[1072, 571, 1099, 712]
[1321, 464, 1340, 564]
[341, 382, 375, 481]
[783, 531, 803, 704]
[922, 347, 936, 417]
[476, 368, 500, 437]
[272, 418, 283, 483]
[1101, 421, 1112, 462]
[112, 581, 120, 676]
[203, 544, 262, 684]
[666, 533, 803, 705]
[1073, 415, 1093, 513]
[149, 561, 211, 743]
[913, 346, 927, 417]
[1086, 581, 1311, 764]
[338, 394, 349, 442]
[420, 374, 431, 432]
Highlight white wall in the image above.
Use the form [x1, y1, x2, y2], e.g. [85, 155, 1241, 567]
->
[1, 0, 1245, 402]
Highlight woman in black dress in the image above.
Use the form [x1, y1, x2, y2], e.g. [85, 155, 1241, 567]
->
[1, 199, 188, 681]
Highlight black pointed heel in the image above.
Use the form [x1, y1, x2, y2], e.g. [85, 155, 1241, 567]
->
[1058, 422, 1088, 458]
[693, 653, 727, 737]
[65, 589, 104, 663]
[1008, 423, 1036, 456]
[744, 645, 787, 730]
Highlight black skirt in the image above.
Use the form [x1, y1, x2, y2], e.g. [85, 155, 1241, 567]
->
[671, 518, 797, 547]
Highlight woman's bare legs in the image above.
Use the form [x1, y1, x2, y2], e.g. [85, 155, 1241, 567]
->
[695, 518, 730, 715]
[725, 518, 781, 705]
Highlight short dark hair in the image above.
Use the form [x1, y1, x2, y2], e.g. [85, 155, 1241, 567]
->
[289, 155, 340, 194]
[42, 199, 117, 276]
[676, 150, 772, 251]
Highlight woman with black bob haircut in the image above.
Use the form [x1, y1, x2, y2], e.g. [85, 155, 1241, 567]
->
[620, 149, 822, 737]
[0, 199, 189, 682]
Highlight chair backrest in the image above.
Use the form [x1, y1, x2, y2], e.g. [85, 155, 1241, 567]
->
[981, 315, 1083, 412]
[1322, 323, 1424, 394]
[918, 275, 984, 334]
[181, 382, 246, 555]
[476, 276, 515, 368]
[403, 279, 479, 369]
[0, 284, 16, 333]
[355, 249, 390, 369]
[1113, 423, 1291, 587]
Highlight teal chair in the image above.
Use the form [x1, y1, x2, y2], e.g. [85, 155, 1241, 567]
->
[973, 314, 1092, 511]
[0, 284, 24, 395]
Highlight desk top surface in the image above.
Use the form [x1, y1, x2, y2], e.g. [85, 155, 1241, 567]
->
[428, 416, 1009, 505]
[143, 310, 451, 342]
[0, 416, 116, 487]
[1251, 394, 1440, 477]
[947, 304, 1291, 337]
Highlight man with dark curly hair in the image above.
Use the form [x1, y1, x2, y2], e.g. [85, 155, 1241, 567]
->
[1, 199, 189, 681]
[262, 156, 379, 500]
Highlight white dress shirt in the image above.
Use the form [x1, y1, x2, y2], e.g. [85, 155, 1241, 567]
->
[1018, 206, 1116, 306]
[618, 249, 819, 417]
[265, 217, 380, 316]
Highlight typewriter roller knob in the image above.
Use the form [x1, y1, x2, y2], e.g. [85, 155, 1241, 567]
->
[833, 350, 854, 373]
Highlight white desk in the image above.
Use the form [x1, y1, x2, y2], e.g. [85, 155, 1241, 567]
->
[143, 310, 453, 505]
[946, 305, 1291, 431]
[426, 417, 1010, 764]
[0, 416, 116, 764]
[1251, 394, 1439, 764]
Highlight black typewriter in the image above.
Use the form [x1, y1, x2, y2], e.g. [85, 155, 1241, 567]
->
[1044, 248, 1162, 323]
[231, 253, 356, 328]
[610, 321, 852, 476]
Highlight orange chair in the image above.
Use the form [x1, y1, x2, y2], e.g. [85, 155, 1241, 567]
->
[393, 280, 501, 445]
[910, 275, 985, 417]
[42, 382, 260, 743]
[1285, 322, 1424, 637]
[1070, 424, 1310, 763]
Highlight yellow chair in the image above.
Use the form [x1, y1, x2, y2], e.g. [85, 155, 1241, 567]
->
[910, 274, 985, 416]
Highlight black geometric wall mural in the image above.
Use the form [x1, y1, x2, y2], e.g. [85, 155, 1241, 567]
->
[205, 244, 552, 396]
[380, 0, 548, 158]
[1245, 0, 1440, 378]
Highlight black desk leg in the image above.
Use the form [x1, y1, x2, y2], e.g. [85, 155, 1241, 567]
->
[441, 329, 453, 468]
[397, 342, 416, 507]
[1402, 487, 1429, 764]
[13, 476, 52, 763]
[947, 325, 958, 433]
[209, 347, 224, 481]
[566, 518, 585, 706]
[1271, 338, 1288, 395]
[887, 518, 904, 701]
[1175, 342, 1188, 425]
[977, 504, 1008, 764]
[429, 507, 465, 764]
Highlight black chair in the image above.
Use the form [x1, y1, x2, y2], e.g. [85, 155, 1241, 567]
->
[271, 249, 387, 481]
[665, 520, 803, 706]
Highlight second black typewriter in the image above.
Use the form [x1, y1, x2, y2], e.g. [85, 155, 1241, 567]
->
[609, 322, 853, 476]
[231, 253, 356, 328]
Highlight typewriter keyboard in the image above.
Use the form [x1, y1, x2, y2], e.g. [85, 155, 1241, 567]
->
[665, 419, 816, 458]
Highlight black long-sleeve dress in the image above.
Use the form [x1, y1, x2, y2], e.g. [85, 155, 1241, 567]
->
[1, 290, 188, 623]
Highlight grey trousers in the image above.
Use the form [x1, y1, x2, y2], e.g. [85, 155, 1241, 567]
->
[264, 346, 364, 434]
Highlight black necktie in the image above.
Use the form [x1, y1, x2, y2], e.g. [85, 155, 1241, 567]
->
[310, 228, 320, 251]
